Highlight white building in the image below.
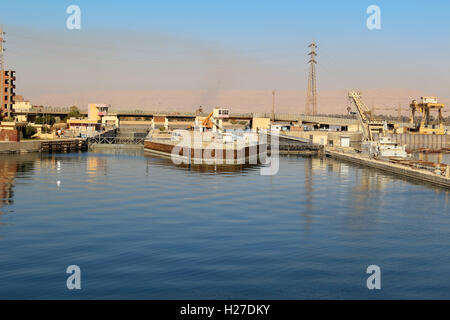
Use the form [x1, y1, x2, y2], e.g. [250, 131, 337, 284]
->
[13, 101, 33, 112]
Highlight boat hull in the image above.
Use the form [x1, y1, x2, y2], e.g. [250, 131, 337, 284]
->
[144, 140, 267, 165]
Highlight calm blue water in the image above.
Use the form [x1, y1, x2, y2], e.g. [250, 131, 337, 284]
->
[0, 150, 449, 299]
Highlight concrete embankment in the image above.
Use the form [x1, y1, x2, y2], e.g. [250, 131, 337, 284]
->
[0, 141, 42, 154]
[89, 143, 143, 151]
[325, 148, 450, 189]
[89, 143, 144, 156]
[0, 139, 86, 154]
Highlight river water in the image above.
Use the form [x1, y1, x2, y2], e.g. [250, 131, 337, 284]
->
[0, 149, 449, 299]
[412, 152, 450, 165]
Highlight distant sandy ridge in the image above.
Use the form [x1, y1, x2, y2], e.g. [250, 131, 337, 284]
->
[29, 88, 450, 116]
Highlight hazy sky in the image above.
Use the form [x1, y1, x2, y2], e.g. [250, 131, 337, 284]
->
[1, 0, 450, 99]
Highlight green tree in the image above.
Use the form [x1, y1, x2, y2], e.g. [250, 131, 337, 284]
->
[23, 126, 37, 139]
[35, 115, 56, 126]
[67, 106, 81, 119]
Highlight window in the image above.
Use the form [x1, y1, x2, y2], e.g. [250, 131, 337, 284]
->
[4, 88, 7, 93]
[5, 71, 9, 76]
[5, 80, 9, 84]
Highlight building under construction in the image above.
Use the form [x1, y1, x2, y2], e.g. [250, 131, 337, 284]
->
[0, 28, 16, 119]
[1, 70, 16, 118]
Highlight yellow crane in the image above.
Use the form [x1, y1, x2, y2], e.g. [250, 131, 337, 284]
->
[197, 108, 229, 132]
[201, 111, 216, 129]
[410, 97, 445, 135]
[348, 91, 386, 142]
[348, 90, 408, 158]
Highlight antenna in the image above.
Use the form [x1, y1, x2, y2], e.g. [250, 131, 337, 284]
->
[0, 27, 5, 70]
[272, 90, 276, 121]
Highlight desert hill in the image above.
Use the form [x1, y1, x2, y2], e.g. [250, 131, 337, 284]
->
[29, 88, 450, 116]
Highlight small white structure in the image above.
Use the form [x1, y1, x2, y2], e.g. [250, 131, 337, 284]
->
[13, 101, 33, 112]
[363, 136, 408, 158]
[271, 123, 290, 132]
[102, 115, 119, 128]
[340, 136, 351, 148]
[221, 132, 233, 144]
[213, 108, 229, 119]
[422, 96, 438, 104]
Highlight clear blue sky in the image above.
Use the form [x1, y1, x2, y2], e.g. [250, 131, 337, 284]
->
[1, 0, 449, 97]
[2, 1, 448, 40]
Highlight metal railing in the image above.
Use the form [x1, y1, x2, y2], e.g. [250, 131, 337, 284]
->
[87, 136, 145, 145]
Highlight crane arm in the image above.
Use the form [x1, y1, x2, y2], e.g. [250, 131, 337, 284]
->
[201, 111, 214, 127]
[348, 91, 374, 141]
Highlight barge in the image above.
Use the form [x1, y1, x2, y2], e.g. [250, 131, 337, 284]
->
[144, 130, 267, 165]
[144, 107, 268, 165]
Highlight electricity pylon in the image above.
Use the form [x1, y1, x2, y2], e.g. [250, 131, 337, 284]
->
[305, 41, 317, 116]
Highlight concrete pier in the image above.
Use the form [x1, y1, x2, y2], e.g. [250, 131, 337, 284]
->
[267, 132, 323, 155]
[0, 139, 87, 154]
[325, 148, 450, 189]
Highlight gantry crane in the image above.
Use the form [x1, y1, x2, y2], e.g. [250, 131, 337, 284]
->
[410, 97, 445, 135]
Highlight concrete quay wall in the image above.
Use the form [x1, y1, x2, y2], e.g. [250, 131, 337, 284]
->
[325, 149, 450, 189]
[0, 139, 86, 154]
[374, 133, 450, 151]
[0, 141, 42, 154]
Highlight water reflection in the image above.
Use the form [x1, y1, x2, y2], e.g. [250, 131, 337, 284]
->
[87, 157, 108, 177]
[414, 152, 450, 165]
[0, 154, 37, 214]
[0, 161, 17, 208]
[144, 153, 262, 175]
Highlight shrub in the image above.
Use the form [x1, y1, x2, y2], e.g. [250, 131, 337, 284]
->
[41, 126, 52, 134]
[0, 116, 14, 122]
[23, 126, 37, 139]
